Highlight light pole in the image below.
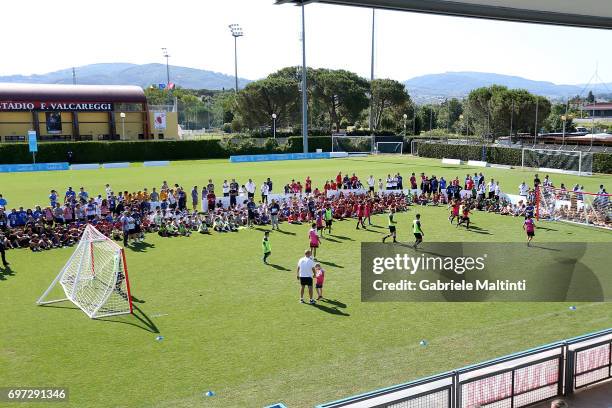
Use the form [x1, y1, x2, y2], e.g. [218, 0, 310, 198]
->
[228, 24, 244, 92]
[300, 3, 308, 153]
[272, 113, 277, 139]
[161, 48, 170, 87]
[459, 114, 464, 136]
[561, 115, 567, 146]
[403, 113, 407, 136]
[369, 8, 375, 135]
[120, 112, 126, 140]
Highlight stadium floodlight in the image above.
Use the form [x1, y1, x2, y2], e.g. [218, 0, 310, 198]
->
[37, 224, 133, 319]
[228, 24, 244, 92]
[403, 113, 407, 136]
[161, 47, 170, 87]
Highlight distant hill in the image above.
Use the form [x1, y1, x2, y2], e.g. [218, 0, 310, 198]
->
[0, 63, 251, 90]
[404, 71, 612, 102]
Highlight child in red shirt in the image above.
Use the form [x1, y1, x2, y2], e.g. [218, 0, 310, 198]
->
[315, 263, 325, 300]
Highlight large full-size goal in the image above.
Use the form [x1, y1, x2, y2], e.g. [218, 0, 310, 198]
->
[331, 134, 373, 155]
[37, 224, 133, 318]
[521, 148, 593, 176]
[375, 141, 403, 154]
[535, 186, 611, 229]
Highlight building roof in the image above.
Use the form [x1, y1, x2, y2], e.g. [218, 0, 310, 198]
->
[583, 103, 612, 110]
[276, 0, 612, 30]
[0, 83, 146, 103]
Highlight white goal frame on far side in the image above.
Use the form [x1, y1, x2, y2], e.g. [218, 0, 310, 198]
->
[375, 141, 403, 155]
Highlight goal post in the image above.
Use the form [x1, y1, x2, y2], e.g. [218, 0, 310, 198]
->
[37, 224, 133, 319]
[375, 141, 403, 155]
[331, 134, 374, 154]
[535, 186, 611, 229]
[521, 148, 593, 176]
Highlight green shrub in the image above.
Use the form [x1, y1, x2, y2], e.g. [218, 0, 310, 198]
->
[594, 153, 612, 174]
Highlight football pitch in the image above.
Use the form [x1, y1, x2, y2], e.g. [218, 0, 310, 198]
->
[1, 156, 611, 408]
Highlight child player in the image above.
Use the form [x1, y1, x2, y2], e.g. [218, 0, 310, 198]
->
[262, 231, 272, 264]
[356, 201, 366, 229]
[523, 215, 536, 246]
[382, 207, 397, 243]
[324, 204, 333, 234]
[449, 199, 460, 224]
[315, 263, 325, 300]
[413, 213, 424, 249]
[309, 223, 321, 259]
[315, 210, 325, 236]
[456, 203, 471, 229]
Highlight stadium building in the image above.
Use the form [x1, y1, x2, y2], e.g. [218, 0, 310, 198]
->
[583, 103, 612, 119]
[0, 83, 178, 142]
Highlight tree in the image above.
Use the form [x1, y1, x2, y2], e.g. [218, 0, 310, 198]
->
[310, 69, 369, 131]
[370, 79, 410, 131]
[235, 76, 300, 129]
[587, 90, 595, 103]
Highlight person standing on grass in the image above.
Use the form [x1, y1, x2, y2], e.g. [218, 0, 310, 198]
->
[262, 231, 271, 264]
[297, 250, 316, 304]
[269, 199, 280, 230]
[315, 263, 325, 300]
[382, 207, 397, 243]
[523, 215, 536, 246]
[0, 235, 9, 267]
[309, 223, 320, 259]
[412, 213, 424, 249]
[324, 205, 333, 234]
[191, 186, 199, 211]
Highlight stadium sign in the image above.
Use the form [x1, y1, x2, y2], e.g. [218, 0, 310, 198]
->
[0, 101, 114, 111]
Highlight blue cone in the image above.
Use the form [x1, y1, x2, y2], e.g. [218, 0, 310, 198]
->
[419, 340, 428, 346]
[205, 391, 215, 397]
[155, 335, 164, 341]
[569, 306, 577, 311]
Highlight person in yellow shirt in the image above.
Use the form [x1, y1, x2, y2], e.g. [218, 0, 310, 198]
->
[160, 190, 168, 201]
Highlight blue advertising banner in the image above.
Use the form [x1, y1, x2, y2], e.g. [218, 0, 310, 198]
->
[229, 152, 330, 163]
[28, 130, 38, 153]
[0, 162, 69, 173]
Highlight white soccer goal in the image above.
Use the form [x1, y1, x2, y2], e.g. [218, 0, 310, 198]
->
[536, 187, 611, 229]
[37, 224, 133, 319]
[521, 148, 593, 176]
[331, 135, 373, 155]
[375, 141, 403, 155]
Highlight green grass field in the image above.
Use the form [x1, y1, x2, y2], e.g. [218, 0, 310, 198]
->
[0, 156, 611, 408]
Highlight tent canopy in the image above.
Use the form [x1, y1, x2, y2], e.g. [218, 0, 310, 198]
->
[276, 0, 612, 30]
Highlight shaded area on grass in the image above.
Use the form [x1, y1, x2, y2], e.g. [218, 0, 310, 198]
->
[0, 265, 15, 281]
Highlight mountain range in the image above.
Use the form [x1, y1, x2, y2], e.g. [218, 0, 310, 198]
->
[0, 63, 250, 91]
[0, 63, 609, 101]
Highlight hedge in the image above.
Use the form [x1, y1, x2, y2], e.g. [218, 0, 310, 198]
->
[0, 136, 336, 164]
[415, 142, 612, 174]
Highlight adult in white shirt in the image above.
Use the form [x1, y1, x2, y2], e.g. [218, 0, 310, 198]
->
[519, 182, 529, 197]
[222, 180, 230, 197]
[296, 250, 316, 304]
[245, 179, 256, 198]
[487, 179, 496, 199]
[494, 183, 501, 199]
[386, 175, 394, 190]
[367, 175, 375, 196]
[105, 184, 112, 198]
[260, 182, 269, 203]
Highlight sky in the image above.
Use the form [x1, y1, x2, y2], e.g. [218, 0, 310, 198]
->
[1, 0, 611, 85]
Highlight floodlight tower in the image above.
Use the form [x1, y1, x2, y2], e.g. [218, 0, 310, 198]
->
[161, 48, 170, 87]
[228, 24, 244, 92]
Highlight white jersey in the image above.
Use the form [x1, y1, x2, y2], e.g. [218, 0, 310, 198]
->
[368, 177, 375, 187]
[246, 182, 256, 194]
[297, 256, 315, 278]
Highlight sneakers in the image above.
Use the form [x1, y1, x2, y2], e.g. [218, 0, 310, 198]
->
[309, 299, 316, 305]
[382, 236, 387, 243]
[300, 299, 305, 304]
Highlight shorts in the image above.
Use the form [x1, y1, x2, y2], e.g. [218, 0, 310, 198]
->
[248, 211, 255, 220]
[315, 283, 323, 289]
[300, 277, 313, 286]
[414, 233, 422, 240]
[247, 192, 254, 198]
[527, 231, 535, 237]
[310, 243, 319, 248]
[369, 186, 374, 192]
[389, 225, 396, 233]
[87, 215, 95, 221]
[128, 228, 135, 235]
[325, 220, 332, 227]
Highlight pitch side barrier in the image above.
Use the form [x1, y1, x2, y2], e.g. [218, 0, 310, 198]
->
[229, 152, 333, 163]
[315, 328, 612, 408]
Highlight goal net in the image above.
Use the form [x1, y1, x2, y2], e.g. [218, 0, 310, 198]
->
[375, 141, 403, 154]
[37, 224, 133, 318]
[536, 187, 611, 229]
[521, 148, 593, 176]
[332, 135, 373, 154]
